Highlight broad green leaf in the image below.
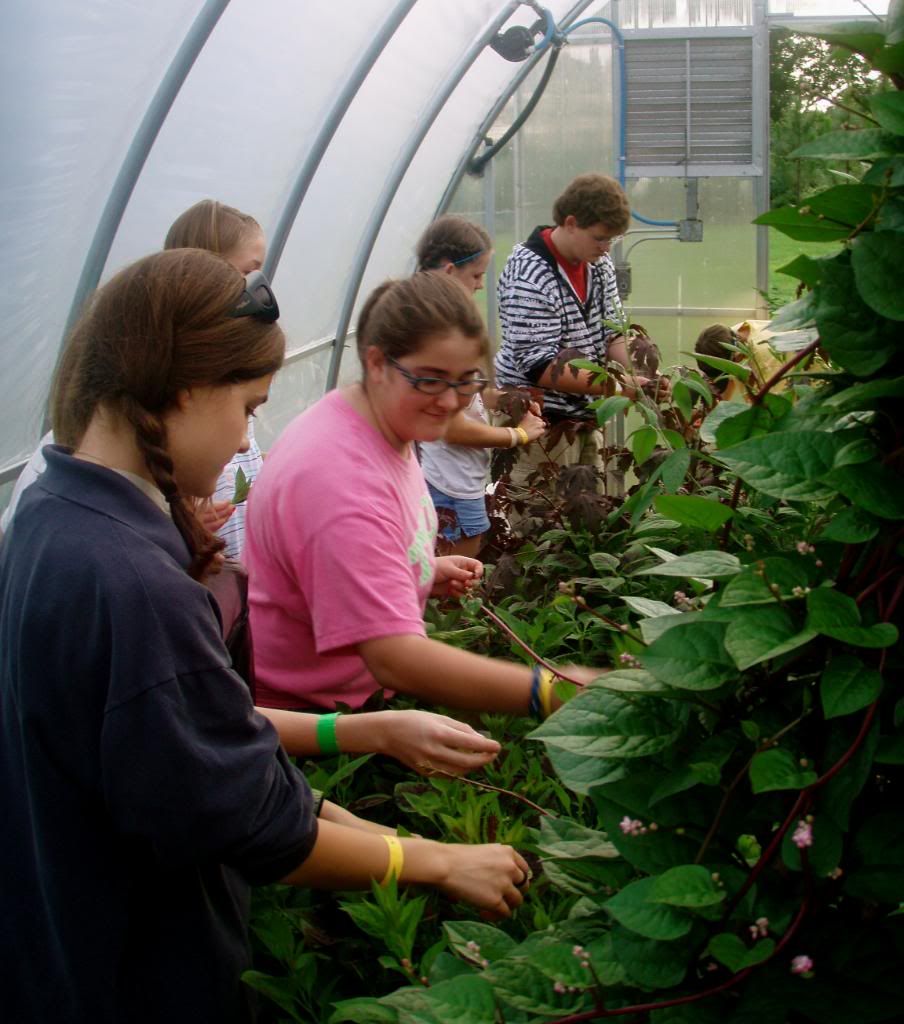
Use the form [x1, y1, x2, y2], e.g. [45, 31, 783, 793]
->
[653, 494, 733, 532]
[807, 587, 899, 647]
[650, 865, 726, 908]
[821, 654, 883, 719]
[706, 933, 774, 974]
[593, 394, 633, 427]
[421, 975, 497, 1024]
[605, 877, 694, 940]
[538, 816, 619, 860]
[714, 403, 786, 448]
[445, 921, 517, 964]
[640, 611, 698, 645]
[749, 748, 817, 794]
[791, 128, 904, 161]
[529, 689, 685, 757]
[631, 425, 658, 465]
[329, 997, 399, 1024]
[588, 668, 673, 694]
[641, 620, 738, 691]
[819, 505, 880, 543]
[660, 448, 692, 494]
[718, 431, 845, 502]
[875, 736, 904, 764]
[547, 746, 627, 795]
[523, 932, 614, 989]
[542, 855, 624, 897]
[483, 957, 588, 1016]
[889, 0, 904, 45]
[754, 206, 851, 242]
[611, 927, 692, 989]
[698, 401, 749, 445]
[805, 184, 879, 226]
[720, 557, 809, 607]
[671, 379, 693, 420]
[636, 550, 741, 580]
[725, 605, 814, 670]
[851, 231, 904, 320]
[877, 194, 904, 231]
[622, 595, 675, 618]
[691, 353, 751, 381]
[823, 377, 904, 413]
[776, 253, 827, 288]
[822, 720, 879, 831]
[825, 463, 904, 520]
[863, 155, 904, 187]
[812, 258, 899, 376]
[769, 291, 817, 331]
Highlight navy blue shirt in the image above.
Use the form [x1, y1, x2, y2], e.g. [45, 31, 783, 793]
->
[0, 447, 318, 1022]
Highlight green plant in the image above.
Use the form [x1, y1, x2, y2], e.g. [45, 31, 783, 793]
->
[324, 13, 904, 1023]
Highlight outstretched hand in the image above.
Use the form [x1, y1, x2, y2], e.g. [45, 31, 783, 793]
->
[380, 709, 500, 776]
[438, 842, 531, 918]
[432, 554, 483, 598]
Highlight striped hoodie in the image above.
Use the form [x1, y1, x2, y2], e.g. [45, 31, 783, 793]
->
[495, 226, 623, 420]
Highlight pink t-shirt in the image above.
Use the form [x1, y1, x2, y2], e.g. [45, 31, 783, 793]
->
[245, 390, 437, 710]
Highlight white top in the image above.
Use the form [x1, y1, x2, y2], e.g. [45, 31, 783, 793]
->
[419, 394, 491, 501]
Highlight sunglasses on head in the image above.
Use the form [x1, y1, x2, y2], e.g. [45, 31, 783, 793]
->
[228, 270, 280, 323]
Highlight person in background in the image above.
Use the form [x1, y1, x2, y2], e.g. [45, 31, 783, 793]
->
[245, 271, 598, 716]
[163, 199, 268, 557]
[415, 215, 545, 556]
[1, 199, 263, 558]
[694, 320, 782, 403]
[1, 203, 501, 776]
[494, 174, 667, 522]
[0, 249, 530, 1023]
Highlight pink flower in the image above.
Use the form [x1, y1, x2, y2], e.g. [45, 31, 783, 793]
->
[791, 955, 813, 975]
[619, 816, 646, 836]
[792, 820, 813, 849]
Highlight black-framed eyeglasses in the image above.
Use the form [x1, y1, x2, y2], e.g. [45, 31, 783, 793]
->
[228, 270, 280, 323]
[386, 355, 489, 396]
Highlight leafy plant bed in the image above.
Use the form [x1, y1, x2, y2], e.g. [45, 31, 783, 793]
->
[246, 16, 904, 1023]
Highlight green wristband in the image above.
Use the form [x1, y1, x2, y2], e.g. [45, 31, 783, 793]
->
[316, 712, 342, 756]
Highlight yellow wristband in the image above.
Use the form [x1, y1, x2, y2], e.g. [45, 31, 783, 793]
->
[539, 668, 556, 720]
[380, 834, 404, 887]
[514, 426, 530, 446]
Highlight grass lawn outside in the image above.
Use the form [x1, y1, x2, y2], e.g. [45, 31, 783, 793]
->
[767, 228, 838, 312]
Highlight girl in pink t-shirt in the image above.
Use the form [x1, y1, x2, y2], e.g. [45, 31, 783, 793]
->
[246, 273, 598, 723]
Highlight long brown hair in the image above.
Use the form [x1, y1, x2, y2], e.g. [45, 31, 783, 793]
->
[164, 199, 261, 257]
[51, 248, 284, 579]
[356, 272, 489, 372]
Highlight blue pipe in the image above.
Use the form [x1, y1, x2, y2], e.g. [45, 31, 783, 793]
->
[557, 16, 679, 228]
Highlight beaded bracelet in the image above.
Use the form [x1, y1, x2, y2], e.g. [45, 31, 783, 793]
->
[316, 712, 342, 756]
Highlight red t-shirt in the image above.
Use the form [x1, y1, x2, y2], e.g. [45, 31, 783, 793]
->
[542, 227, 587, 304]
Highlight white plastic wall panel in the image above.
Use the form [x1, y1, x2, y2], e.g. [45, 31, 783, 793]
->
[620, 0, 753, 28]
[1, 0, 207, 473]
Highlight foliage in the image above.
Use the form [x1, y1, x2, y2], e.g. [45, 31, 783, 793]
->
[770, 28, 884, 208]
[250, 17, 904, 1024]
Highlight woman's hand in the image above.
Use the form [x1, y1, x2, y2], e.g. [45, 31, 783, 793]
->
[435, 842, 531, 918]
[432, 555, 483, 598]
[376, 709, 500, 775]
[517, 406, 546, 443]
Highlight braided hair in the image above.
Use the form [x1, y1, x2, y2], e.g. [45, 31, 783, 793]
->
[415, 215, 491, 272]
[51, 248, 284, 579]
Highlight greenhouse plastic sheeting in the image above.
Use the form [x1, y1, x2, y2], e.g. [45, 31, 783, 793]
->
[2, 0, 588, 473]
